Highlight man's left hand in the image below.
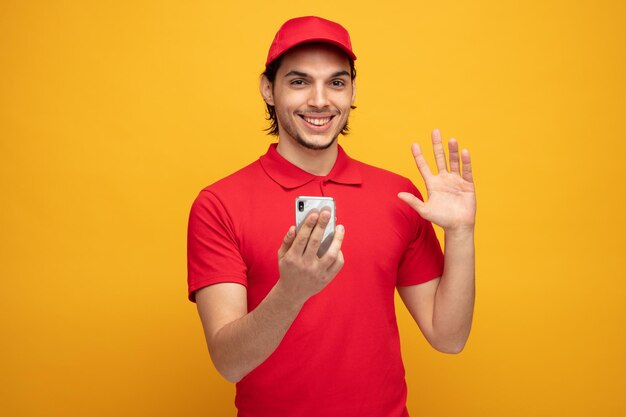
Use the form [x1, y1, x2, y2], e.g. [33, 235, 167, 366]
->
[398, 128, 476, 233]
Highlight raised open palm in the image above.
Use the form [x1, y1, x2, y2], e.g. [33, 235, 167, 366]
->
[398, 129, 476, 232]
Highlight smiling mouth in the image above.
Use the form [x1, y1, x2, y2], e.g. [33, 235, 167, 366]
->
[300, 115, 334, 126]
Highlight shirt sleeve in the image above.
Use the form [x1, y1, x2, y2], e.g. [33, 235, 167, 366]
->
[187, 189, 248, 302]
[396, 183, 445, 286]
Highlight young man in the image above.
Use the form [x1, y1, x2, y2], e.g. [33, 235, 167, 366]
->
[188, 16, 476, 417]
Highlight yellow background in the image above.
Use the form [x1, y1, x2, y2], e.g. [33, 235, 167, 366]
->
[2, 1, 625, 416]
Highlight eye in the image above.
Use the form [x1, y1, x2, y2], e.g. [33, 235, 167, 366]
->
[290, 79, 306, 86]
[331, 79, 346, 88]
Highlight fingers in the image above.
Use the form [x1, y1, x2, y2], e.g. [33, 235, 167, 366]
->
[277, 225, 297, 258]
[290, 208, 333, 258]
[461, 148, 474, 183]
[302, 209, 332, 259]
[325, 248, 345, 277]
[290, 211, 319, 255]
[318, 225, 345, 276]
[431, 128, 448, 173]
[281, 215, 345, 274]
[322, 225, 345, 258]
[410, 143, 433, 180]
[417, 129, 471, 180]
[448, 139, 460, 175]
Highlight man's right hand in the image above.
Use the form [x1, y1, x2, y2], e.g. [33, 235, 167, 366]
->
[276, 209, 345, 305]
[196, 209, 345, 383]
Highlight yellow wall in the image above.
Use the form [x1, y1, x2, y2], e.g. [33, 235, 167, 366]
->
[2, 1, 625, 416]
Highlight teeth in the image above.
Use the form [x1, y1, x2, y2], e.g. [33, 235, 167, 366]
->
[303, 116, 331, 126]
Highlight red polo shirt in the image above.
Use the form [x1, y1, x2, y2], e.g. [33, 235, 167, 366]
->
[188, 144, 444, 417]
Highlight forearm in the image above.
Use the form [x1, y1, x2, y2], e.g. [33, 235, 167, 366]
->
[201, 215, 344, 383]
[208, 282, 304, 383]
[432, 227, 475, 352]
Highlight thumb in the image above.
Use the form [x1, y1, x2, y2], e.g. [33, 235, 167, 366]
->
[398, 192, 429, 217]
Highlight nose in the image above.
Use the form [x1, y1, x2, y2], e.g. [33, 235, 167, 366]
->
[307, 83, 329, 109]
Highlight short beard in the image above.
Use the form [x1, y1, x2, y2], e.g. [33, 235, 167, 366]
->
[294, 133, 339, 150]
[281, 118, 348, 151]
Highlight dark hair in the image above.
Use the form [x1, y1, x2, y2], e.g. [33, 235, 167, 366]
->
[261, 53, 357, 136]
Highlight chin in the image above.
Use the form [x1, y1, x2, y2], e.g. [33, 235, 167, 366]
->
[295, 134, 338, 151]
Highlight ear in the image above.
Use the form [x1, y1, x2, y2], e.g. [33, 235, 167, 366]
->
[351, 80, 357, 105]
[260, 75, 275, 106]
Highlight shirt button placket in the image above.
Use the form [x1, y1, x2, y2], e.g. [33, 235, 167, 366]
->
[320, 180, 327, 196]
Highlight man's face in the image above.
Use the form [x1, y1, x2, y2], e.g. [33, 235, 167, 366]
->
[262, 43, 356, 151]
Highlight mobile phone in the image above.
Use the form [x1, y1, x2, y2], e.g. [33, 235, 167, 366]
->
[295, 196, 336, 257]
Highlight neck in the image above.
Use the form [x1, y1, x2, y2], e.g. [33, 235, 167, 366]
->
[276, 139, 339, 176]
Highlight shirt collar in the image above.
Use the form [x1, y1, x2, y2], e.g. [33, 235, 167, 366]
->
[259, 143, 363, 189]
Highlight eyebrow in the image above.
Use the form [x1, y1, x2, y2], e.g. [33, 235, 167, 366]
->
[284, 70, 351, 78]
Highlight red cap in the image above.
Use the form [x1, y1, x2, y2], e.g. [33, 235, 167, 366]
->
[265, 16, 357, 67]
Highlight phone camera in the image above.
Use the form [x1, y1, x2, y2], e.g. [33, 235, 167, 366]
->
[298, 201, 305, 212]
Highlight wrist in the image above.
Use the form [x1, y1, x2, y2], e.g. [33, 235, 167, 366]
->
[444, 225, 475, 241]
[273, 279, 308, 311]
